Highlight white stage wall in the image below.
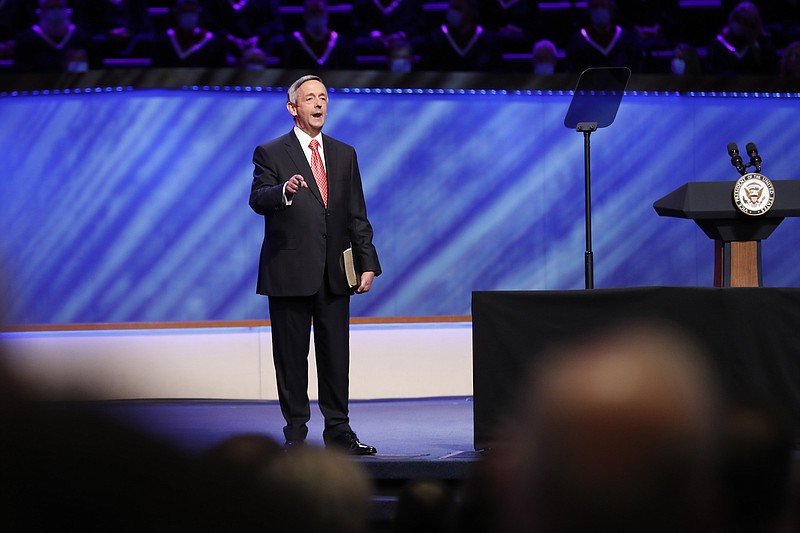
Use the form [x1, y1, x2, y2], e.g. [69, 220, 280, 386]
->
[0, 322, 473, 401]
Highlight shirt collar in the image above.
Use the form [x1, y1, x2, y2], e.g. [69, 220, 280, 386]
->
[293, 126, 323, 150]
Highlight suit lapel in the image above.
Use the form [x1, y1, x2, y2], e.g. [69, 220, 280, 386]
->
[284, 130, 325, 207]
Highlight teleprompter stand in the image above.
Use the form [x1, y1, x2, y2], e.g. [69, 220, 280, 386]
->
[564, 67, 630, 289]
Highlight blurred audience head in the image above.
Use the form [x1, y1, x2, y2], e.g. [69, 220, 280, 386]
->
[394, 477, 454, 533]
[714, 393, 796, 533]
[260, 445, 373, 533]
[532, 39, 558, 75]
[201, 433, 282, 474]
[499, 321, 723, 533]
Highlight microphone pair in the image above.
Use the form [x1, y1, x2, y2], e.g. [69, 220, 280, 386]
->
[727, 142, 762, 175]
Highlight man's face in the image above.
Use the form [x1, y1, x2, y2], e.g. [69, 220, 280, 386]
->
[288, 80, 328, 137]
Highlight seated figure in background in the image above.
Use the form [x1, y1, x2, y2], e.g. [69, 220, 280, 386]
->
[277, 0, 355, 70]
[152, 0, 228, 68]
[705, 1, 779, 76]
[418, 0, 501, 72]
[565, 0, 644, 73]
[13, 0, 93, 72]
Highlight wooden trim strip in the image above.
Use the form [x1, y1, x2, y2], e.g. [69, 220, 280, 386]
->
[1, 316, 472, 333]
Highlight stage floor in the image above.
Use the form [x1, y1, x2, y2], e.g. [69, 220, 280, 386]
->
[93, 396, 480, 481]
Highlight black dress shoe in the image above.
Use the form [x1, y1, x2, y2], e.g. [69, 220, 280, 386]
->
[326, 431, 377, 455]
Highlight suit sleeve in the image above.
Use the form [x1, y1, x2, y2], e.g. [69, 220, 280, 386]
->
[348, 150, 382, 276]
[249, 144, 289, 215]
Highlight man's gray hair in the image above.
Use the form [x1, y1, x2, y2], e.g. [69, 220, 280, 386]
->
[287, 75, 325, 105]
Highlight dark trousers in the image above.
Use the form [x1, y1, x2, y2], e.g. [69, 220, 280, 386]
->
[268, 279, 351, 442]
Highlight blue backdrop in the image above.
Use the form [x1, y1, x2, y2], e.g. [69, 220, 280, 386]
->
[2, 87, 799, 324]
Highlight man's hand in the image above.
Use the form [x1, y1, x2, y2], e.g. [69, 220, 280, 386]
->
[285, 174, 308, 199]
[356, 271, 375, 293]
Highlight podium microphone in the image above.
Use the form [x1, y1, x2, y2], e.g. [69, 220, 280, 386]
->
[728, 142, 746, 175]
[746, 142, 762, 173]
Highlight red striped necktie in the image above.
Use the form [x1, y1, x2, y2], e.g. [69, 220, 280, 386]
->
[309, 139, 327, 206]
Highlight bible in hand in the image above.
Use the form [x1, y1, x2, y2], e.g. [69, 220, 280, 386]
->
[342, 247, 358, 289]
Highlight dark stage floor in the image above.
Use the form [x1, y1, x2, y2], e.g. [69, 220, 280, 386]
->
[93, 396, 480, 481]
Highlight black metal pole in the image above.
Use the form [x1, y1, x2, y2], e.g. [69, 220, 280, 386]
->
[577, 122, 597, 289]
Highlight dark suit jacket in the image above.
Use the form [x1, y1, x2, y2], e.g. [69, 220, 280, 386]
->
[249, 130, 381, 297]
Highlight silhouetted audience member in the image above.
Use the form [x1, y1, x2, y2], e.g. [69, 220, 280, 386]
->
[418, 0, 502, 72]
[13, 0, 93, 72]
[0, 356, 265, 531]
[200, 433, 283, 475]
[532, 38, 559, 75]
[714, 393, 796, 533]
[492, 322, 724, 533]
[351, 0, 425, 58]
[278, 0, 355, 70]
[565, 0, 644, 73]
[670, 42, 703, 75]
[199, 0, 282, 64]
[705, 1, 779, 76]
[260, 445, 373, 533]
[477, 0, 541, 55]
[153, 0, 228, 68]
[196, 433, 284, 526]
[394, 477, 455, 533]
[781, 40, 800, 77]
[71, 0, 154, 64]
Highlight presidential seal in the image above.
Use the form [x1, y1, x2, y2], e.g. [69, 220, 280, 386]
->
[733, 172, 775, 216]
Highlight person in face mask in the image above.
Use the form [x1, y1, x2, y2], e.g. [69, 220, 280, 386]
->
[279, 0, 355, 70]
[705, 1, 779, 75]
[532, 39, 558, 76]
[565, 0, 644, 73]
[386, 35, 413, 73]
[669, 43, 702, 76]
[12, 0, 93, 72]
[152, 0, 228, 67]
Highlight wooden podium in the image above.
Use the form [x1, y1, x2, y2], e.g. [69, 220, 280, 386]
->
[654, 180, 800, 287]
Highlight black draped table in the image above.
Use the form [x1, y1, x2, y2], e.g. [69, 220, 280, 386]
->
[472, 287, 800, 450]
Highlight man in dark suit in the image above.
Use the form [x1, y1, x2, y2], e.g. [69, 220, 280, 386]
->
[249, 75, 381, 455]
